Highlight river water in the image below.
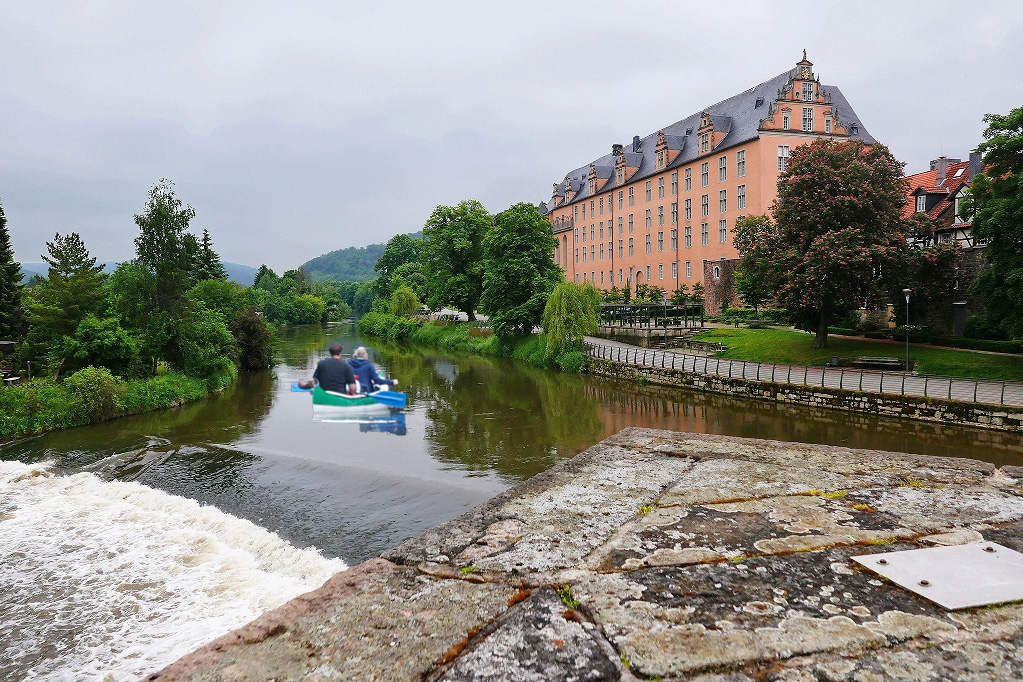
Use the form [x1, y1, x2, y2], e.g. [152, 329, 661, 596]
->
[2, 323, 1021, 680]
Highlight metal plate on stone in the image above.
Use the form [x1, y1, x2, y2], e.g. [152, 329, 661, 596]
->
[852, 542, 1023, 610]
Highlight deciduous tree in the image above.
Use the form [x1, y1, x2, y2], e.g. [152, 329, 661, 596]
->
[134, 179, 196, 313]
[375, 233, 423, 296]
[421, 199, 490, 320]
[541, 281, 599, 358]
[479, 202, 561, 339]
[732, 215, 776, 316]
[743, 139, 910, 347]
[967, 106, 1023, 336]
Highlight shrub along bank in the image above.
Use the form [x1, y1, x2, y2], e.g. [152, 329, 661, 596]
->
[357, 312, 587, 373]
[0, 366, 224, 441]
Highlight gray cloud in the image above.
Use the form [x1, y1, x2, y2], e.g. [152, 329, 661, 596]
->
[2, 1, 1021, 271]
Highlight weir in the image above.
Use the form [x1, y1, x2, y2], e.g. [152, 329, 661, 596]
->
[152, 428, 1023, 680]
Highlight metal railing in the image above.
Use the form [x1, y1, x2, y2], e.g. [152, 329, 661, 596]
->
[584, 341, 1023, 408]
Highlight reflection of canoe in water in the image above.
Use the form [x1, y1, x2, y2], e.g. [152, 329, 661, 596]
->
[315, 412, 407, 435]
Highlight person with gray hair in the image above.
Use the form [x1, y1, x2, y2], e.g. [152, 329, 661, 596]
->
[347, 346, 399, 393]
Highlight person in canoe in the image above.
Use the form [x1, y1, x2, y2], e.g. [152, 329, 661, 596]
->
[299, 342, 357, 394]
[348, 346, 399, 393]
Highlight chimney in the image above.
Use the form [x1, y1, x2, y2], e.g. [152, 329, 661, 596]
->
[612, 143, 623, 155]
[632, 135, 641, 152]
[932, 156, 949, 185]
[969, 151, 983, 179]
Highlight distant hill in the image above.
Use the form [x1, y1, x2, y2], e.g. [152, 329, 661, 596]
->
[301, 232, 422, 282]
[20, 260, 260, 286]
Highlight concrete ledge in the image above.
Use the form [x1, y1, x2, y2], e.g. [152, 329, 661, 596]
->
[151, 429, 1023, 681]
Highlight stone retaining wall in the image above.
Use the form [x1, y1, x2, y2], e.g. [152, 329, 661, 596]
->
[588, 356, 1023, 432]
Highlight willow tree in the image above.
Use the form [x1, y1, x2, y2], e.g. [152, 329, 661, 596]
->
[541, 281, 599, 358]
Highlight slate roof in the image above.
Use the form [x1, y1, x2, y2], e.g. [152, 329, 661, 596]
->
[543, 66, 875, 213]
[903, 160, 972, 223]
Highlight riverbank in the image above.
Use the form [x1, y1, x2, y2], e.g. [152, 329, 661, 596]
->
[358, 312, 587, 372]
[153, 428, 1023, 680]
[0, 370, 227, 441]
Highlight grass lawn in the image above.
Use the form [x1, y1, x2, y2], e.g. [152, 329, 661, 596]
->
[692, 327, 1023, 381]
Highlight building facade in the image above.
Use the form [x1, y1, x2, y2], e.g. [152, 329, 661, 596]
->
[540, 54, 876, 299]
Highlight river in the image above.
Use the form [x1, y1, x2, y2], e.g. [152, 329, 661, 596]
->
[2, 323, 1020, 681]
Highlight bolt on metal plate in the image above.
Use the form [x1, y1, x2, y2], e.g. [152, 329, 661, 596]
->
[852, 542, 1023, 610]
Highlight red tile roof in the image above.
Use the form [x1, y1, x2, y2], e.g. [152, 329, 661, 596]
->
[903, 160, 972, 223]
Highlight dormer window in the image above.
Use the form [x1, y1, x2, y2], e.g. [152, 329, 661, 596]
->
[699, 132, 709, 153]
[954, 197, 965, 224]
[782, 111, 790, 130]
[616, 167, 624, 184]
[656, 149, 665, 169]
[916, 195, 926, 212]
[802, 82, 813, 101]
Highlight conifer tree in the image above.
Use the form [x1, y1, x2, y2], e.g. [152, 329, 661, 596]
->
[24, 232, 107, 342]
[0, 198, 21, 339]
[193, 228, 227, 282]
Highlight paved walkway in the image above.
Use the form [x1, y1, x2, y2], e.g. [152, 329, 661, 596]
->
[585, 336, 1023, 408]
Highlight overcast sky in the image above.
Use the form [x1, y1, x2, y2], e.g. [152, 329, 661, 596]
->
[2, 1, 1021, 272]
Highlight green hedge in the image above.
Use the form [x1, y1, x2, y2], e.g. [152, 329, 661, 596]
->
[0, 371, 211, 441]
[930, 336, 1022, 354]
[358, 312, 586, 372]
[827, 327, 858, 337]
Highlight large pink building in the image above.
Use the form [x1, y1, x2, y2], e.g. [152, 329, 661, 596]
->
[540, 53, 876, 303]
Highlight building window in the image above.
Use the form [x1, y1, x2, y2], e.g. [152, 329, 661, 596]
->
[645, 235, 651, 253]
[700, 132, 709, 153]
[713, 265, 721, 279]
[737, 185, 746, 210]
[658, 206, 664, 226]
[618, 191, 623, 210]
[656, 149, 665, 168]
[719, 219, 728, 243]
[783, 111, 790, 130]
[916, 195, 926, 212]
[617, 216, 623, 234]
[645, 209, 651, 229]
[616, 167, 624, 184]
[658, 264, 664, 280]
[671, 202, 678, 224]
[954, 197, 965, 224]
[590, 200, 595, 215]
[684, 226, 692, 248]
[777, 145, 790, 171]
[600, 243, 604, 260]
[573, 205, 578, 220]
[575, 274, 579, 282]
[736, 150, 746, 177]
[574, 228, 578, 242]
[719, 190, 727, 213]
[685, 198, 692, 221]
[658, 177, 665, 199]
[701, 162, 709, 187]
[628, 238, 634, 256]
[686, 261, 692, 278]
[657, 231, 664, 251]
[590, 225, 594, 240]
[701, 223, 709, 246]
[670, 228, 678, 250]
[574, 248, 579, 263]
[645, 181, 652, 202]
[619, 269, 623, 283]
[701, 194, 709, 218]
[671, 171, 678, 195]
[600, 270, 604, 285]
[719, 156, 727, 182]
[591, 245, 595, 261]
[646, 265, 651, 281]
[802, 81, 813, 101]
[599, 197, 603, 215]
[618, 240, 623, 257]
[581, 226, 585, 242]
[582, 204, 586, 220]
[672, 262, 677, 278]
[802, 107, 813, 132]
[684, 168, 692, 192]
[629, 214, 634, 232]
[825, 117, 832, 133]
[599, 222, 604, 239]
[582, 247, 586, 262]
[628, 187, 634, 206]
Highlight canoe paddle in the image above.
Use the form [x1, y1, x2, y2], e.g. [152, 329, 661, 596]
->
[368, 390, 407, 409]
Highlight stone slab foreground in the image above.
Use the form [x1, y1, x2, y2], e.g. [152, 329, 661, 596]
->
[150, 429, 1023, 681]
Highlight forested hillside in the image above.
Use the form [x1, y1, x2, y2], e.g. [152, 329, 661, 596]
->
[301, 232, 421, 282]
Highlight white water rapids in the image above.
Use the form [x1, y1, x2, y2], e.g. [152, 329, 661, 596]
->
[0, 460, 347, 681]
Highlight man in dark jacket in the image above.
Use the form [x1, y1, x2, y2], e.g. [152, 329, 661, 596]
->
[311, 342, 357, 394]
[348, 346, 398, 393]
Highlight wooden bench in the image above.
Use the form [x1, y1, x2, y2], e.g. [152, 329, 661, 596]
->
[851, 356, 905, 370]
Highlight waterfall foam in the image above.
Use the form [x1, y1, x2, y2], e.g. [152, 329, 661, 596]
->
[0, 460, 347, 681]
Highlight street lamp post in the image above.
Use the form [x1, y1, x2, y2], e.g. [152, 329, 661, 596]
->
[902, 288, 912, 372]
